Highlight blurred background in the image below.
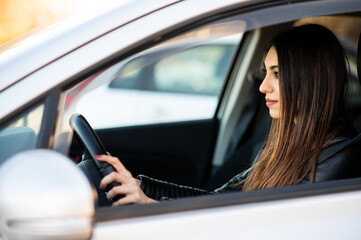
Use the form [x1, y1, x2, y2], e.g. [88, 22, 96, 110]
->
[0, 0, 96, 45]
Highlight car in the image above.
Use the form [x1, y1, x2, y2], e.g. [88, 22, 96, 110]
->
[69, 35, 240, 128]
[0, 0, 361, 239]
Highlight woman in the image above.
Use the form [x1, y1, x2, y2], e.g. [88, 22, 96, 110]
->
[98, 24, 361, 206]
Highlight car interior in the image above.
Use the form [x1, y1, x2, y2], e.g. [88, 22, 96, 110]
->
[64, 13, 361, 207]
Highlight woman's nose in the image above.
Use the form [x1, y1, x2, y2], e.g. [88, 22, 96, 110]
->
[259, 75, 272, 94]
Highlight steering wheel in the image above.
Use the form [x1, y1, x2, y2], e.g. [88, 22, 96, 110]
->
[69, 113, 124, 204]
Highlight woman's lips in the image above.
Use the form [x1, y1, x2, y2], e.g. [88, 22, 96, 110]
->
[265, 98, 278, 107]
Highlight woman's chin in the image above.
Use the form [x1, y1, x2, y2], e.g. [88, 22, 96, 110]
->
[269, 110, 281, 119]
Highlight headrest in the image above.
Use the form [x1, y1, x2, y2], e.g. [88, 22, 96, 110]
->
[0, 127, 35, 165]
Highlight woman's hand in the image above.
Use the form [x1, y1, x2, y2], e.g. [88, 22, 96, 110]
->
[97, 155, 157, 206]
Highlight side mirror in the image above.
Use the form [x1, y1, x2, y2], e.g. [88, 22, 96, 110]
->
[0, 149, 95, 240]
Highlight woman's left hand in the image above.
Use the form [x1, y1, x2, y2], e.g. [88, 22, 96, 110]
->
[97, 154, 156, 206]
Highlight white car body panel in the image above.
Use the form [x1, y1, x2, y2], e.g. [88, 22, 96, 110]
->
[75, 87, 217, 128]
[0, 0, 178, 91]
[93, 191, 361, 240]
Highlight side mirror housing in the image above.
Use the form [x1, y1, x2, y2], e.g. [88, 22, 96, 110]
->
[0, 149, 95, 240]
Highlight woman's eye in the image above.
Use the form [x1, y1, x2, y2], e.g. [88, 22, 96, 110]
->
[274, 71, 279, 79]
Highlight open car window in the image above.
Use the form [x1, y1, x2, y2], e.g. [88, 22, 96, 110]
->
[59, 0, 361, 223]
[109, 36, 239, 96]
[63, 22, 243, 129]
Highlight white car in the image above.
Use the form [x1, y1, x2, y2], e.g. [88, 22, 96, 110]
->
[0, 1, 361, 240]
[70, 35, 240, 128]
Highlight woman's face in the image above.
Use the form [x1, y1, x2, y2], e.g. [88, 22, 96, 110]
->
[259, 47, 281, 119]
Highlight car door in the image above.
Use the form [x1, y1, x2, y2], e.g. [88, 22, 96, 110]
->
[87, 1, 361, 239]
[59, 0, 361, 193]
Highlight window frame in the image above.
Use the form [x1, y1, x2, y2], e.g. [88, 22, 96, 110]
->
[84, 0, 361, 221]
[95, 177, 361, 222]
[0, 91, 60, 152]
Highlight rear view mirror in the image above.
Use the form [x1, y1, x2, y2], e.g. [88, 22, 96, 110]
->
[0, 149, 95, 240]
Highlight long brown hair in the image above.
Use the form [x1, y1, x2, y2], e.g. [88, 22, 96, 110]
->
[242, 24, 350, 190]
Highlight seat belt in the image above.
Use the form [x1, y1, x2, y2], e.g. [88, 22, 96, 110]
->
[224, 86, 259, 161]
[318, 132, 361, 163]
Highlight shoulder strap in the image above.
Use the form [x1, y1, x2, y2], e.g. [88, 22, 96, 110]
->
[318, 132, 361, 163]
[225, 85, 259, 161]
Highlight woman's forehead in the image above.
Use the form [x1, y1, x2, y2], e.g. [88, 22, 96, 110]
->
[264, 47, 278, 68]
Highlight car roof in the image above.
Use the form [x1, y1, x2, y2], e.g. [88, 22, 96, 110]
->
[0, 0, 180, 92]
[2, 0, 296, 93]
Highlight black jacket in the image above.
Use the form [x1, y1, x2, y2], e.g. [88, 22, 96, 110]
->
[137, 132, 361, 201]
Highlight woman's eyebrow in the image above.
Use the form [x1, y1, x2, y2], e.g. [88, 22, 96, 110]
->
[262, 63, 278, 70]
[270, 65, 278, 70]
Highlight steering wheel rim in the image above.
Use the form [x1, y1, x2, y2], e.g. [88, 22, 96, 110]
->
[69, 113, 124, 205]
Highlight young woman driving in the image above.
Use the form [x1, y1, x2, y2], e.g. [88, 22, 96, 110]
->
[97, 24, 361, 206]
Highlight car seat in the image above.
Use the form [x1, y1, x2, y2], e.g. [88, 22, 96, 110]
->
[204, 31, 361, 191]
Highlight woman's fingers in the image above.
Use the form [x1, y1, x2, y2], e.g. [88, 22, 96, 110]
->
[107, 184, 137, 201]
[99, 171, 128, 190]
[110, 185, 157, 206]
[97, 154, 157, 205]
[105, 178, 157, 205]
[96, 154, 131, 177]
[112, 195, 137, 206]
